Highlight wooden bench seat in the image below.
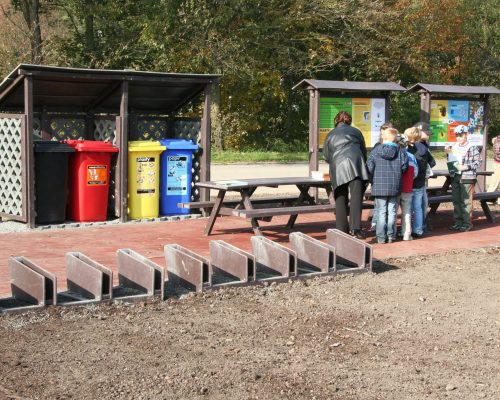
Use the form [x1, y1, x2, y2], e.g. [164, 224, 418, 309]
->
[428, 191, 499, 222]
[428, 191, 500, 204]
[234, 204, 334, 219]
[178, 196, 300, 210]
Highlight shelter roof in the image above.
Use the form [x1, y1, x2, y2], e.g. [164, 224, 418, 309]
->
[407, 83, 500, 95]
[0, 64, 220, 113]
[292, 79, 406, 92]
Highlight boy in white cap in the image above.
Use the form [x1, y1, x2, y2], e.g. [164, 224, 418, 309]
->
[445, 125, 482, 231]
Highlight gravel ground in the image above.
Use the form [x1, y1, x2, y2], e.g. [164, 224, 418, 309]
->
[0, 246, 498, 400]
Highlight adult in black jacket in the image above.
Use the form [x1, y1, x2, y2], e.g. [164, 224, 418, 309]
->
[323, 111, 370, 237]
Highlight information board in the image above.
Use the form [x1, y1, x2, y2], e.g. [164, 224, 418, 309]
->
[319, 97, 385, 147]
[429, 99, 484, 146]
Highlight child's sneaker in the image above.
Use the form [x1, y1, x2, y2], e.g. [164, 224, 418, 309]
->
[369, 223, 376, 232]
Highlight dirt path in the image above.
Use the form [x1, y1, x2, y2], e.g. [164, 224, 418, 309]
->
[0, 246, 498, 399]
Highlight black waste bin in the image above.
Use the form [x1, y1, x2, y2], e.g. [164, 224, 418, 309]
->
[34, 141, 75, 224]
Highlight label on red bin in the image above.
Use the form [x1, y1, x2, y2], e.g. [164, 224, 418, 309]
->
[87, 165, 108, 185]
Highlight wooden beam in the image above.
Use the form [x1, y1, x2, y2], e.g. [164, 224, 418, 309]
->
[85, 81, 122, 112]
[24, 76, 35, 228]
[309, 89, 320, 200]
[199, 84, 212, 202]
[117, 81, 129, 222]
[19, 69, 218, 85]
[0, 75, 24, 107]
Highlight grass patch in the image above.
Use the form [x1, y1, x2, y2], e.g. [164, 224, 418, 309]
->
[212, 150, 309, 163]
[211, 149, 491, 163]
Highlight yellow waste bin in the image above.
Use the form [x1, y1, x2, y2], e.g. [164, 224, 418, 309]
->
[128, 141, 166, 219]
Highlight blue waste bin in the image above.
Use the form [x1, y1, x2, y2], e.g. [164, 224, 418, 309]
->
[159, 139, 199, 215]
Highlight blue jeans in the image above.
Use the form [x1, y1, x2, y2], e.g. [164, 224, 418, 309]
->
[375, 196, 397, 243]
[411, 187, 426, 235]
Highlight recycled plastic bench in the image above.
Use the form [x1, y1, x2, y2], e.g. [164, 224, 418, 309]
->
[427, 191, 500, 223]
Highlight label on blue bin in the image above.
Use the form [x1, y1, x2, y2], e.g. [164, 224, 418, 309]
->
[166, 156, 188, 195]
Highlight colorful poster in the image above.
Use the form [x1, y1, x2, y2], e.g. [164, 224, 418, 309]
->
[319, 97, 385, 147]
[468, 101, 484, 145]
[430, 99, 484, 146]
[319, 97, 352, 145]
[370, 99, 386, 145]
[352, 98, 371, 145]
[448, 100, 469, 122]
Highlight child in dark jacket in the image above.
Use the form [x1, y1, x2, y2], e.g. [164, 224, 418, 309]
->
[406, 128, 436, 237]
[367, 128, 408, 244]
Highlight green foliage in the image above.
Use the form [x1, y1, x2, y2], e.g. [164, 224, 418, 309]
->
[0, 0, 498, 151]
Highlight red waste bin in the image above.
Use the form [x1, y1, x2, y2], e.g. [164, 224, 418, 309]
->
[65, 140, 119, 222]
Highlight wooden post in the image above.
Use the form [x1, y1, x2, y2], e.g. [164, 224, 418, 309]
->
[117, 80, 129, 222]
[382, 92, 390, 124]
[24, 76, 35, 228]
[309, 89, 319, 199]
[420, 91, 431, 125]
[478, 94, 489, 191]
[308, 89, 319, 175]
[199, 84, 212, 202]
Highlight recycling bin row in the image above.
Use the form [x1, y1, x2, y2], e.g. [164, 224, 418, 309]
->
[34, 139, 198, 224]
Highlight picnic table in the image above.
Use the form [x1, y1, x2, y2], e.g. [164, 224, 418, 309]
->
[195, 177, 335, 235]
[427, 170, 498, 222]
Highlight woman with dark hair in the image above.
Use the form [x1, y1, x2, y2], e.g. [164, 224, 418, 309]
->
[323, 111, 370, 238]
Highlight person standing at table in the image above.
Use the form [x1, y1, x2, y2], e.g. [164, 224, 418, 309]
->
[407, 127, 436, 238]
[367, 128, 408, 243]
[445, 127, 482, 231]
[323, 111, 370, 238]
[487, 135, 500, 205]
[413, 121, 434, 233]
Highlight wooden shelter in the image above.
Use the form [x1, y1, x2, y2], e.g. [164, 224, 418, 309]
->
[407, 83, 500, 188]
[0, 64, 219, 227]
[293, 79, 406, 175]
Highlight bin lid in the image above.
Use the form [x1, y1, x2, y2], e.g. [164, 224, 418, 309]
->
[128, 140, 166, 152]
[159, 139, 199, 150]
[34, 140, 75, 153]
[64, 139, 119, 153]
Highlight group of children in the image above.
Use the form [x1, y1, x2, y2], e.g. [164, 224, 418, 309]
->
[366, 123, 481, 244]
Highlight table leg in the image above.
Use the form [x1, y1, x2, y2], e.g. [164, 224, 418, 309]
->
[429, 176, 452, 214]
[203, 190, 226, 236]
[286, 185, 315, 229]
[480, 200, 494, 222]
[241, 189, 261, 234]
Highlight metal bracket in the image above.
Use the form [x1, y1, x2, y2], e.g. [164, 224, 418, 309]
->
[209, 240, 256, 286]
[0, 256, 57, 313]
[289, 232, 336, 275]
[164, 244, 210, 292]
[59, 252, 113, 305]
[326, 229, 372, 271]
[115, 249, 166, 300]
[251, 236, 297, 280]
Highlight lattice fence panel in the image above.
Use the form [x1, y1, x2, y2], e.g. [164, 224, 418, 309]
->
[33, 116, 41, 138]
[173, 119, 201, 202]
[48, 117, 86, 140]
[0, 117, 23, 217]
[93, 118, 117, 218]
[133, 118, 167, 140]
[94, 118, 116, 144]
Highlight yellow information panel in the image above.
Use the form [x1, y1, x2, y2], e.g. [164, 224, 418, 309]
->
[320, 97, 385, 147]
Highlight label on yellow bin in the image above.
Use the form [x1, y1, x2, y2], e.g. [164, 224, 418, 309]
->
[128, 141, 166, 219]
[136, 156, 157, 195]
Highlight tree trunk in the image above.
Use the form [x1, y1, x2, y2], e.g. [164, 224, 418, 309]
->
[211, 81, 223, 150]
[18, 0, 43, 64]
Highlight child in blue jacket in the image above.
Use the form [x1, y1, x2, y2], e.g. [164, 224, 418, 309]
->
[367, 128, 408, 243]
